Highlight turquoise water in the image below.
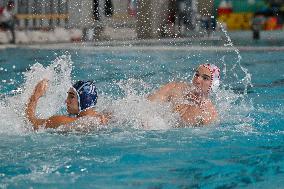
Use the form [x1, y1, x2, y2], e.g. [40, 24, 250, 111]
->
[0, 45, 284, 188]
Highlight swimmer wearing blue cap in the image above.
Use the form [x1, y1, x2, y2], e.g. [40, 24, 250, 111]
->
[148, 64, 220, 126]
[26, 79, 109, 130]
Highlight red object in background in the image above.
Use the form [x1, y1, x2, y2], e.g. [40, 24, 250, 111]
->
[0, 7, 4, 15]
[217, 0, 233, 16]
[265, 16, 278, 30]
[217, 7, 233, 15]
[275, 24, 283, 30]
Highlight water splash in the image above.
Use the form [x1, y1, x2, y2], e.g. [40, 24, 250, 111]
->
[101, 79, 180, 130]
[219, 22, 253, 94]
[0, 55, 73, 135]
[215, 88, 254, 124]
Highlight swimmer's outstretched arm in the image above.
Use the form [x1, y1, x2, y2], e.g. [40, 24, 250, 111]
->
[147, 82, 176, 102]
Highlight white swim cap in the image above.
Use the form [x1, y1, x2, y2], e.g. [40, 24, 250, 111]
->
[201, 64, 220, 93]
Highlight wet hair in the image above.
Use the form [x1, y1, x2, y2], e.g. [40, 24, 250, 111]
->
[72, 81, 98, 112]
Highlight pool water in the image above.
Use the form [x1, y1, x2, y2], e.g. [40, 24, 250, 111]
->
[0, 45, 283, 188]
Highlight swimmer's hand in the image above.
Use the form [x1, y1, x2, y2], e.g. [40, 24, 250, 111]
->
[26, 79, 49, 130]
[33, 79, 49, 99]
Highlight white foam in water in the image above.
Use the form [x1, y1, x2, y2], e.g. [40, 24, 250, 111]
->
[0, 55, 73, 135]
[104, 79, 180, 130]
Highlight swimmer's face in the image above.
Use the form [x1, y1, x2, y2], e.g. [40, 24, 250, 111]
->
[65, 88, 80, 114]
[192, 66, 212, 94]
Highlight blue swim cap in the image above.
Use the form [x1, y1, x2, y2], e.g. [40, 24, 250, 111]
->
[72, 81, 98, 112]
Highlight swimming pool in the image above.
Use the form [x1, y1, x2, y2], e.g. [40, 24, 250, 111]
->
[0, 43, 283, 188]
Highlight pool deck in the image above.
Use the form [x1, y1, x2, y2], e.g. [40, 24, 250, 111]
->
[1, 30, 284, 51]
[1, 42, 284, 52]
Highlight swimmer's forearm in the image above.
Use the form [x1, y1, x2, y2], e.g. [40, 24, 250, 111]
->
[45, 116, 77, 129]
[26, 94, 46, 130]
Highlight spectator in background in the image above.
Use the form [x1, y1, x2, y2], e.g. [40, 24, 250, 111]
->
[175, 0, 187, 36]
[251, 14, 266, 40]
[104, 0, 113, 17]
[0, 0, 16, 44]
[175, 0, 194, 37]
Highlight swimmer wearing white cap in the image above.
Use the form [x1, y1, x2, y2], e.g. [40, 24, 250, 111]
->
[148, 64, 220, 126]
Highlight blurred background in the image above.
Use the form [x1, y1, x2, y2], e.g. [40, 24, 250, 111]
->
[0, 0, 284, 44]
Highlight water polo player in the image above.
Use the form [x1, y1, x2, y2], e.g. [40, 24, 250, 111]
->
[26, 79, 109, 130]
[148, 64, 220, 125]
